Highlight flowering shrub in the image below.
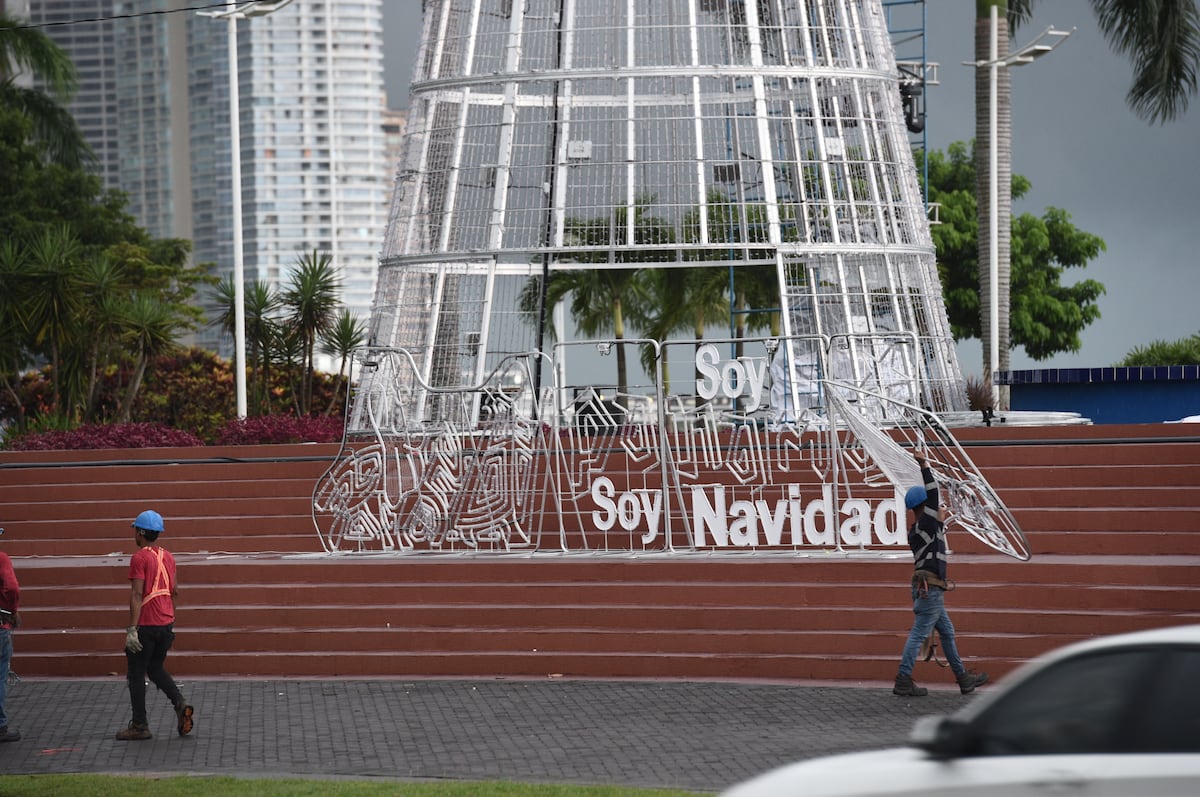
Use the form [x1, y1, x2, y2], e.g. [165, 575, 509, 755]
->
[7, 422, 205, 451]
[0, 347, 348, 445]
[214, 414, 344, 446]
[131, 349, 236, 443]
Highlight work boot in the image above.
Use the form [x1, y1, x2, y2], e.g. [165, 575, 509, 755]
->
[956, 669, 989, 694]
[115, 723, 152, 741]
[175, 699, 194, 736]
[893, 674, 928, 697]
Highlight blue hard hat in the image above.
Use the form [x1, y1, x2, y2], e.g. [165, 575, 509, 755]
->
[904, 486, 927, 510]
[132, 510, 165, 534]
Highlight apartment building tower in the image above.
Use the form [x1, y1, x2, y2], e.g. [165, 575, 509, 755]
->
[17, 0, 389, 352]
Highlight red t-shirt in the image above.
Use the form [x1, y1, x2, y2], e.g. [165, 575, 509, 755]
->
[129, 545, 176, 626]
[0, 552, 18, 628]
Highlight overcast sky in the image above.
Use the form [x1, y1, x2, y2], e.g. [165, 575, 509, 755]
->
[381, 1, 1200, 376]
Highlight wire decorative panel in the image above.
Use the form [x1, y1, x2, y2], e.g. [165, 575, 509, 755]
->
[316, 335, 1025, 559]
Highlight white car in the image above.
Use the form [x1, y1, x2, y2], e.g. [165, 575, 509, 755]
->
[724, 624, 1200, 796]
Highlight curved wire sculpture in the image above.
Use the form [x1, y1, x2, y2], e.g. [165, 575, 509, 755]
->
[313, 336, 1028, 561]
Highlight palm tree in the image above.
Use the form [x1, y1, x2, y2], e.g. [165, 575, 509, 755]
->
[630, 265, 731, 394]
[281, 249, 341, 414]
[74, 253, 127, 420]
[521, 268, 646, 406]
[24, 225, 83, 415]
[116, 293, 182, 423]
[214, 277, 281, 414]
[269, 322, 307, 415]
[978, 1, 1200, 406]
[0, 238, 31, 424]
[680, 189, 777, 359]
[522, 196, 676, 402]
[1009, 1, 1200, 125]
[628, 268, 690, 390]
[0, 13, 93, 168]
[319, 309, 366, 417]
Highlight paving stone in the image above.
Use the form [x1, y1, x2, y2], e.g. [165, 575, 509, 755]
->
[0, 677, 968, 792]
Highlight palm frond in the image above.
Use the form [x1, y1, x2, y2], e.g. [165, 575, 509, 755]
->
[1091, 0, 1200, 123]
[0, 14, 78, 101]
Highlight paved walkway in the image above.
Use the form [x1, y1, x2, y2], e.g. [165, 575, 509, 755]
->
[0, 676, 974, 792]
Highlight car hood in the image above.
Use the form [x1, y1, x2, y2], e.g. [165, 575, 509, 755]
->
[723, 746, 936, 797]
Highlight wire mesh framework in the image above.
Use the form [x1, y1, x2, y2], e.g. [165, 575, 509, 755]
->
[370, 0, 967, 413]
[325, 1, 1001, 558]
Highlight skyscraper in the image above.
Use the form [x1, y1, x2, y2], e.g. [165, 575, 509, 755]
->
[17, 0, 190, 241]
[200, 0, 388, 324]
[19, 0, 389, 353]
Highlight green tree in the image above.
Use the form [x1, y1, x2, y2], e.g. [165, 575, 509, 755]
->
[924, 142, 1105, 360]
[0, 12, 93, 168]
[280, 250, 341, 415]
[0, 109, 207, 430]
[977, 0, 1200, 397]
[0, 107, 144, 248]
[269, 322, 307, 414]
[12, 229, 203, 426]
[521, 268, 647, 404]
[680, 266, 736, 402]
[99, 239, 206, 417]
[683, 267, 734, 343]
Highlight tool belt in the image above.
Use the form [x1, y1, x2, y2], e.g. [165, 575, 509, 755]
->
[911, 570, 948, 591]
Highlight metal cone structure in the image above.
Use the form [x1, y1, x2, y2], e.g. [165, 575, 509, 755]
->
[371, 0, 964, 410]
[314, 1, 1023, 561]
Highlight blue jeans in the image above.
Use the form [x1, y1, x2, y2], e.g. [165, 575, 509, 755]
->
[898, 586, 965, 678]
[0, 628, 11, 729]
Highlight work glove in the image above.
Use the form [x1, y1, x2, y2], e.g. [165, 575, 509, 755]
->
[125, 626, 143, 654]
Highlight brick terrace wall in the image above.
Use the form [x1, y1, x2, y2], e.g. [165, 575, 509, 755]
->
[2, 425, 1199, 682]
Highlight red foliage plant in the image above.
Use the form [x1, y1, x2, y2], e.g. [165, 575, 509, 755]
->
[6, 422, 205, 451]
[214, 414, 344, 446]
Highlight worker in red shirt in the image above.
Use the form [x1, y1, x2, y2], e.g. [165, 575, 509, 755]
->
[0, 527, 20, 743]
[116, 510, 194, 741]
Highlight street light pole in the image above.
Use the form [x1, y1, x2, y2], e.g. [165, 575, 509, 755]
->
[226, 13, 248, 419]
[989, 4, 999, 410]
[199, 1, 296, 418]
[970, 13, 1072, 410]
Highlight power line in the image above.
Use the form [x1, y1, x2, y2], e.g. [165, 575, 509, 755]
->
[0, 2, 241, 31]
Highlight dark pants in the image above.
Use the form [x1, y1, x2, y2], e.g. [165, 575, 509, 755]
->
[125, 624, 183, 726]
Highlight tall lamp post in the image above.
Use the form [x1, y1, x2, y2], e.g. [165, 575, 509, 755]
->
[199, 0, 296, 418]
[969, 8, 1071, 409]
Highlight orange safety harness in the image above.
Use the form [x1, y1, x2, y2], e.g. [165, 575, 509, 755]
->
[140, 546, 172, 608]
